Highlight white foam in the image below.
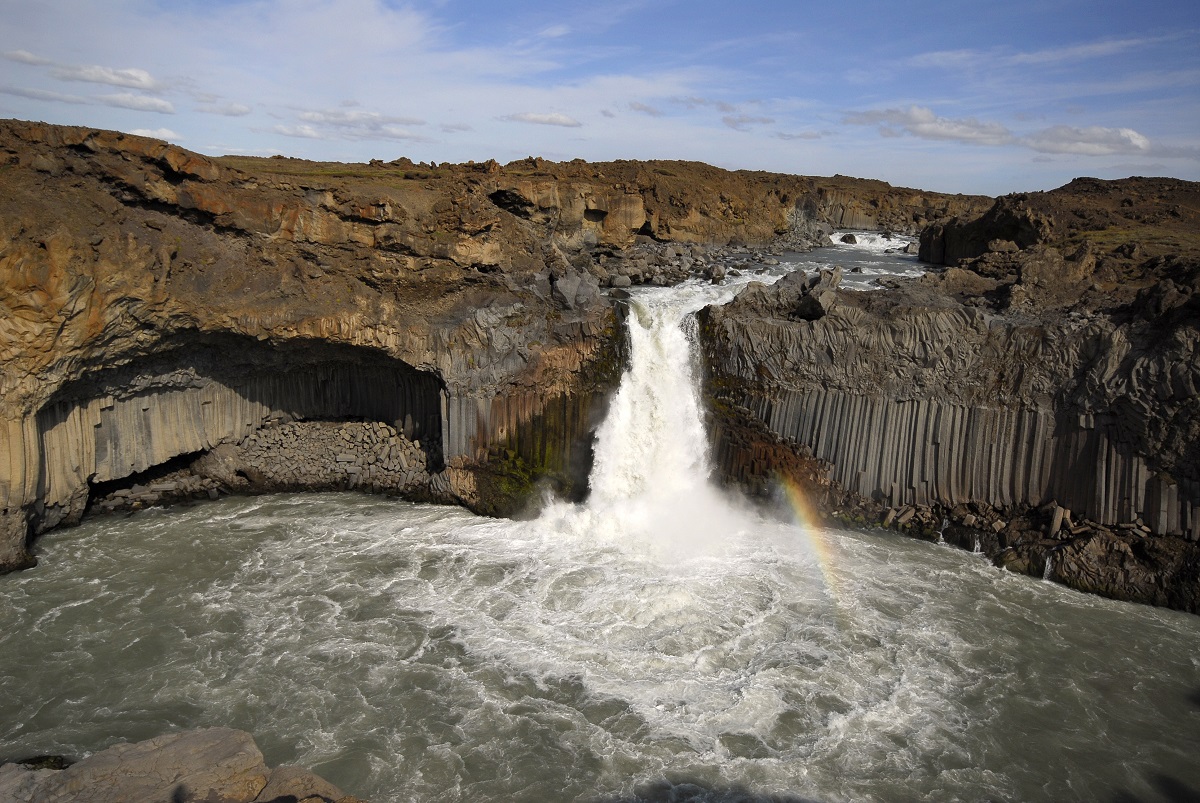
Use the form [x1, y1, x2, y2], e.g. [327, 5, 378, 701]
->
[827, 230, 916, 253]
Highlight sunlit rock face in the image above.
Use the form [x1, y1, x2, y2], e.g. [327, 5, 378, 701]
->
[0, 122, 626, 564]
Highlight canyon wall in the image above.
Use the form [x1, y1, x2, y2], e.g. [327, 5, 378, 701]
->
[0, 119, 985, 570]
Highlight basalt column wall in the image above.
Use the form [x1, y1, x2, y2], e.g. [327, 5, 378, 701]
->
[3, 337, 445, 538]
[740, 389, 1198, 538]
[698, 277, 1200, 541]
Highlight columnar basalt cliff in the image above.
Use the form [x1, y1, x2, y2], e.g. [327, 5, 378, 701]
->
[0, 119, 986, 571]
[701, 178, 1200, 610]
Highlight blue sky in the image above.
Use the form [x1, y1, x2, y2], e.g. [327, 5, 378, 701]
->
[1, 0, 1197, 195]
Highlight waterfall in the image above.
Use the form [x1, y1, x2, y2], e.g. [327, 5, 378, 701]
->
[548, 281, 756, 558]
[588, 293, 713, 504]
[1043, 552, 1055, 581]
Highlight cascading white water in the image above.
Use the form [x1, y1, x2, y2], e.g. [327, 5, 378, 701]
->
[555, 283, 757, 561]
[589, 294, 711, 503]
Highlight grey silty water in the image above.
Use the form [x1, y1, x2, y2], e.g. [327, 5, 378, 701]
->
[2, 264, 1199, 803]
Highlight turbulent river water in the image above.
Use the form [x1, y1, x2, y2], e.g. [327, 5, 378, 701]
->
[2, 236, 1200, 803]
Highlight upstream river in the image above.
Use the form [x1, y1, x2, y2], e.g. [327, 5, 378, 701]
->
[2, 237, 1198, 802]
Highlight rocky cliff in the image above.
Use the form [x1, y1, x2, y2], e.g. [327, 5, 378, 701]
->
[700, 178, 1200, 610]
[0, 119, 985, 572]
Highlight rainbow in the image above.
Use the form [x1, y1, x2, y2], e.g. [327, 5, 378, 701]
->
[778, 474, 850, 618]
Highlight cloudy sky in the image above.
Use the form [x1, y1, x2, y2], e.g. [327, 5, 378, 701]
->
[1, 0, 1197, 195]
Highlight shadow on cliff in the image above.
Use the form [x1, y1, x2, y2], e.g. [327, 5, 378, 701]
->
[592, 779, 822, 803]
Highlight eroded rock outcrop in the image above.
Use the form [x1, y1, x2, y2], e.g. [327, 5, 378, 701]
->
[0, 121, 621, 566]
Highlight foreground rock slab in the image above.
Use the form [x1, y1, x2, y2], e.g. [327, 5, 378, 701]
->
[0, 728, 361, 803]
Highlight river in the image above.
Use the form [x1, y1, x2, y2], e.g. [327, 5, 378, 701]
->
[2, 238, 1198, 802]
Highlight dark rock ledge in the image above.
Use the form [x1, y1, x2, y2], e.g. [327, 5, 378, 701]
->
[0, 728, 364, 803]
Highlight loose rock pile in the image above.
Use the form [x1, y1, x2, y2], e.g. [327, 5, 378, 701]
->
[93, 474, 223, 513]
[589, 240, 798, 289]
[90, 420, 452, 515]
[834, 497, 1200, 612]
[230, 420, 433, 494]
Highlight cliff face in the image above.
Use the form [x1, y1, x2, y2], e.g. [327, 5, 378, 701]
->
[700, 179, 1200, 611]
[0, 119, 984, 571]
[0, 121, 620, 566]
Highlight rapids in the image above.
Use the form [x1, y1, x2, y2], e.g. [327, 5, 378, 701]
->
[2, 260, 1199, 802]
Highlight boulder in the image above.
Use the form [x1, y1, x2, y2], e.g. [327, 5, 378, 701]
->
[550, 272, 582, 309]
[0, 728, 270, 803]
[254, 765, 346, 803]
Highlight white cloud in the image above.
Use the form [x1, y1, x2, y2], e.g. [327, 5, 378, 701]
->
[845, 106, 1166, 161]
[1023, 125, 1150, 155]
[776, 130, 823, 140]
[0, 85, 88, 104]
[298, 109, 424, 127]
[629, 101, 662, 116]
[281, 108, 429, 142]
[1008, 36, 1171, 66]
[3, 49, 53, 66]
[723, 114, 774, 131]
[98, 92, 175, 113]
[676, 96, 737, 113]
[51, 64, 162, 90]
[129, 127, 181, 140]
[272, 124, 328, 139]
[197, 102, 252, 117]
[844, 105, 1014, 146]
[909, 35, 1173, 71]
[906, 49, 977, 70]
[505, 112, 583, 127]
[274, 116, 428, 143]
